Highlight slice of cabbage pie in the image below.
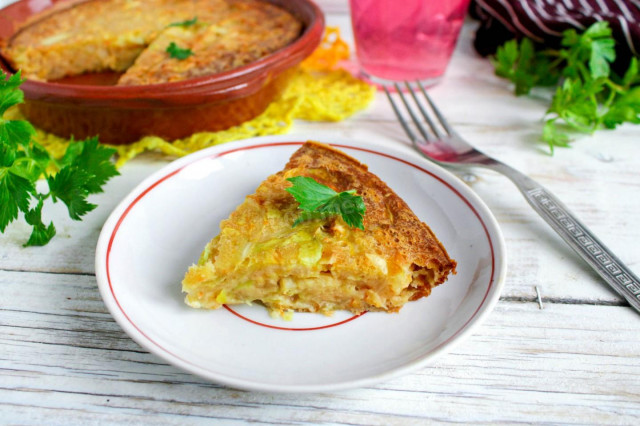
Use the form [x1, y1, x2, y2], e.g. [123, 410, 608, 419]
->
[182, 141, 456, 316]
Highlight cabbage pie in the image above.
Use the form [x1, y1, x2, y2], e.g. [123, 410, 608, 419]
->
[182, 141, 456, 316]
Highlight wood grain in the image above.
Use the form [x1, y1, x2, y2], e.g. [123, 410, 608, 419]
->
[1, 270, 639, 424]
[1, 0, 640, 423]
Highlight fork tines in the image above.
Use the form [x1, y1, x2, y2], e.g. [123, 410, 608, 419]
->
[384, 81, 452, 144]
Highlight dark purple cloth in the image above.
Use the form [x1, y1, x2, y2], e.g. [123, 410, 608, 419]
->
[471, 0, 640, 69]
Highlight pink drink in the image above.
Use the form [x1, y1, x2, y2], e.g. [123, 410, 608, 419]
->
[349, 0, 470, 82]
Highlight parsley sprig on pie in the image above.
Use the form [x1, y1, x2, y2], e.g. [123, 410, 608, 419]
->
[181, 142, 456, 316]
[286, 176, 366, 229]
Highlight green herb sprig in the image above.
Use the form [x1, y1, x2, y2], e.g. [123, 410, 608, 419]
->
[285, 176, 366, 230]
[0, 71, 119, 246]
[492, 21, 640, 154]
[166, 42, 193, 60]
[168, 17, 198, 28]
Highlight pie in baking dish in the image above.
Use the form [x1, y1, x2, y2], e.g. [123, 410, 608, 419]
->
[181, 141, 456, 316]
[1, 0, 302, 84]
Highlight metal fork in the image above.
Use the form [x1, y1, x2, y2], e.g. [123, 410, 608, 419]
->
[385, 81, 640, 314]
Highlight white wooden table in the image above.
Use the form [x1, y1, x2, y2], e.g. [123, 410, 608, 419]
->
[2, 0, 639, 423]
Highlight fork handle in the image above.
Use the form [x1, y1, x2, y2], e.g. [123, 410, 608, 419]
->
[491, 162, 640, 312]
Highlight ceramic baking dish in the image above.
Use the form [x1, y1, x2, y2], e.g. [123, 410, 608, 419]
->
[0, 0, 324, 144]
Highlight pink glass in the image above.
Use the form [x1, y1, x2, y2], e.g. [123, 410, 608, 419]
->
[349, 0, 470, 84]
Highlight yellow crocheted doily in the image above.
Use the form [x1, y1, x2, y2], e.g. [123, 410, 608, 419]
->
[10, 27, 374, 168]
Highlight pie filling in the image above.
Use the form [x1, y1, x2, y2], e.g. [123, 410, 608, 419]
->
[182, 163, 448, 317]
[4, 0, 302, 84]
[183, 220, 441, 316]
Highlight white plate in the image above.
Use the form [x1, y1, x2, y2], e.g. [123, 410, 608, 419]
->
[95, 135, 507, 392]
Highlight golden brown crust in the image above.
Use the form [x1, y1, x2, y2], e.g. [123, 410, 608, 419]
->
[285, 141, 457, 287]
[182, 141, 456, 315]
[3, 0, 217, 80]
[6, 0, 93, 43]
[2, 0, 301, 83]
[118, 0, 301, 85]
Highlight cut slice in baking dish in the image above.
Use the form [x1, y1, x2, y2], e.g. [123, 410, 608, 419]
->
[117, 0, 301, 85]
[181, 141, 456, 317]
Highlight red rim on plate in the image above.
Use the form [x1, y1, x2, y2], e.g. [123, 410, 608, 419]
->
[105, 142, 497, 390]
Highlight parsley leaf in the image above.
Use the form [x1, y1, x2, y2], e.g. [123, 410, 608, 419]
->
[542, 119, 570, 155]
[1, 119, 35, 149]
[24, 199, 56, 246]
[166, 42, 193, 60]
[316, 191, 366, 230]
[0, 73, 24, 116]
[47, 138, 119, 220]
[286, 176, 340, 210]
[0, 169, 33, 232]
[492, 21, 640, 154]
[602, 85, 640, 127]
[589, 37, 616, 79]
[621, 57, 639, 86]
[0, 70, 119, 246]
[286, 176, 366, 230]
[168, 17, 198, 28]
[64, 137, 120, 193]
[47, 167, 96, 220]
[492, 38, 560, 95]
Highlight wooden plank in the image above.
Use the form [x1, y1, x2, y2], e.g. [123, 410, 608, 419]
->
[1, 270, 639, 424]
[0, 158, 168, 275]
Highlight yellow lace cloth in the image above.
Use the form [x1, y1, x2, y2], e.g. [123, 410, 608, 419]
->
[9, 28, 374, 168]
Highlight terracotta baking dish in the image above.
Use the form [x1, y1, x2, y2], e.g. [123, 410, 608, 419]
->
[0, 0, 324, 144]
